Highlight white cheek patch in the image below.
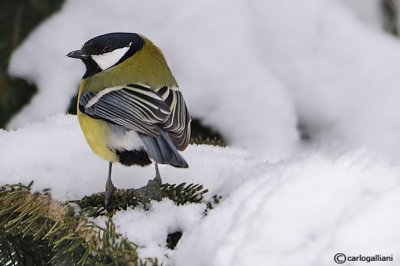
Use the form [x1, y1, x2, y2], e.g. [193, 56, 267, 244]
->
[91, 46, 130, 70]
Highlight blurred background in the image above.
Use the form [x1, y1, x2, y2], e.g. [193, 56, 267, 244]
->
[2, 0, 400, 159]
[0, 0, 63, 127]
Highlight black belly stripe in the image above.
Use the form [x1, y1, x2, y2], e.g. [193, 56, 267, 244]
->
[116, 149, 152, 167]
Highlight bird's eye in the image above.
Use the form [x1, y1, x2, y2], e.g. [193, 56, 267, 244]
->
[102, 46, 110, 53]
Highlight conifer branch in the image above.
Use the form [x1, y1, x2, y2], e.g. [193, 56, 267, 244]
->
[0, 181, 212, 265]
[75, 182, 208, 215]
[0, 183, 141, 265]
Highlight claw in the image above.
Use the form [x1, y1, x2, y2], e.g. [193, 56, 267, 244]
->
[144, 163, 163, 202]
[105, 177, 115, 209]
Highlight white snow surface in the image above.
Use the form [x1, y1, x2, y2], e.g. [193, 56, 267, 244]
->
[1, 115, 400, 265]
[0, 115, 254, 201]
[173, 151, 400, 266]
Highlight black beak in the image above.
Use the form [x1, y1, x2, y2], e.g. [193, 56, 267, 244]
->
[66, 49, 89, 59]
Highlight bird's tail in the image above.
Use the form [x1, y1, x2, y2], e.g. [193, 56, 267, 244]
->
[139, 130, 188, 168]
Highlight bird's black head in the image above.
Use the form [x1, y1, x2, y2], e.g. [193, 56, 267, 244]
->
[67, 32, 145, 78]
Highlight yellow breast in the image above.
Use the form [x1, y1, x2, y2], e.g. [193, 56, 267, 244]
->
[77, 80, 117, 163]
[78, 112, 118, 162]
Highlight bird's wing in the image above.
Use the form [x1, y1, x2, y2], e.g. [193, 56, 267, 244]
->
[79, 84, 171, 136]
[156, 87, 191, 150]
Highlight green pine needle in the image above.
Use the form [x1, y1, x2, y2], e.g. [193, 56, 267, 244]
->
[74, 182, 209, 216]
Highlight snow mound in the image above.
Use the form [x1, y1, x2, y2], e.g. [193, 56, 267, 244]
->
[253, 0, 400, 157]
[173, 151, 400, 266]
[112, 200, 205, 261]
[0, 114, 256, 201]
[1, 115, 400, 264]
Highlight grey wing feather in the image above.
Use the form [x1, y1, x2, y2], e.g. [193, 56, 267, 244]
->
[139, 131, 188, 168]
[80, 84, 191, 167]
[80, 85, 191, 149]
[158, 88, 191, 150]
[80, 84, 171, 136]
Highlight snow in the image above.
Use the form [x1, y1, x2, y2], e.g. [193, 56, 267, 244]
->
[112, 200, 205, 260]
[0, 114, 254, 202]
[5, 0, 400, 265]
[255, 0, 400, 157]
[342, 0, 383, 30]
[173, 150, 400, 266]
[1, 115, 400, 265]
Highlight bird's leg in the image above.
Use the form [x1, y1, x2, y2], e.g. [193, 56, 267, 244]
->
[153, 163, 162, 185]
[145, 163, 162, 201]
[105, 162, 115, 209]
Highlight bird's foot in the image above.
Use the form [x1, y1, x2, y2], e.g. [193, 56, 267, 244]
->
[105, 178, 116, 210]
[144, 175, 162, 202]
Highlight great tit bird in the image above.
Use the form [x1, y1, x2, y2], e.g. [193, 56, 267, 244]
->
[67, 32, 191, 207]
